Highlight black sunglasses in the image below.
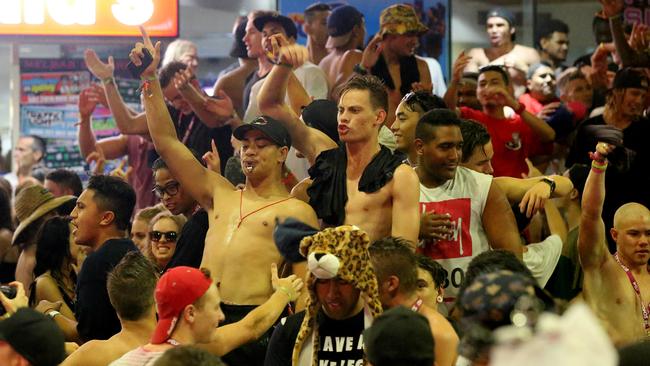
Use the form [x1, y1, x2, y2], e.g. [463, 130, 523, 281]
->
[152, 181, 180, 198]
[149, 231, 178, 242]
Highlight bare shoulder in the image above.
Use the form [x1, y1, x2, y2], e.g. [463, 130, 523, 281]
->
[393, 164, 419, 184]
[290, 178, 312, 203]
[62, 340, 110, 366]
[514, 44, 540, 61]
[340, 50, 363, 67]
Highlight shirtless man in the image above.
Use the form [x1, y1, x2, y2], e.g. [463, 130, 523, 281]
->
[348, 4, 431, 127]
[465, 8, 540, 97]
[369, 237, 459, 366]
[62, 252, 157, 366]
[130, 27, 319, 365]
[258, 41, 420, 244]
[579, 141, 650, 346]
[319, 5, 366, 98]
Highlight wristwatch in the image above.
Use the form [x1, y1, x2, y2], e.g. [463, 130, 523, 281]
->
[47, 310, 61, 319]
[540, 177, 556, 194]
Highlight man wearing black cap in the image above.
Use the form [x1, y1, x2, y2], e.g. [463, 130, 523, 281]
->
[131, 27, 319, 365]
[567, 67, 650, 251]
[303, 3, 330, 65]
[320, 5, 366, 98]
[0, 307, 66, 366]
[465, 8, 540, 96]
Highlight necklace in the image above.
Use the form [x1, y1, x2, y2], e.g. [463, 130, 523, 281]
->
[614, 252, 650, 335]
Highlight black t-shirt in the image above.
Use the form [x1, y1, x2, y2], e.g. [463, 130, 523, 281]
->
[149, 106, 233, 174]
[75, 238, 137, 342]
[567, 115, 650, 250]
[164, 209, 208, 270]
[242, 70, 266, 112]
[264, 309, 365, 366]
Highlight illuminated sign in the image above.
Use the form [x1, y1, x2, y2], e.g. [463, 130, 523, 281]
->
[0, 0, 178, 37]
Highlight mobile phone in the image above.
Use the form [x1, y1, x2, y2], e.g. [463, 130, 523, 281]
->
[127, 48, 153, 79]
[0, 285, 17, 316]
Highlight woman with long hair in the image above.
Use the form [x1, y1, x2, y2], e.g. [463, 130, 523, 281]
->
[29, 216, 79, 322]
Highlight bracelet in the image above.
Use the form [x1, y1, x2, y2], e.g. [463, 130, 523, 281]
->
[140, 74, 157, 81]
[591, 159, 608, 173]
[276, 286, 293, 301]
[47, 310, 61, 319]
[102, 76, 115, 85]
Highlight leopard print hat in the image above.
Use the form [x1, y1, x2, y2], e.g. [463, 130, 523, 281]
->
[291, 225, 383, 365]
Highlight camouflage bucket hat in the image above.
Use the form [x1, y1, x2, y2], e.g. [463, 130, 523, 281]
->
[379, 4, 428, 36]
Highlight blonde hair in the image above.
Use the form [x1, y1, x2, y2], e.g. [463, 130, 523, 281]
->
[149, 212, 187, 233]
[134, 204, 168, 225]
[162, 39, 197, 67]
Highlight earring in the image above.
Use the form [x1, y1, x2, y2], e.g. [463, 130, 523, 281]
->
[436, 295, 443, 303]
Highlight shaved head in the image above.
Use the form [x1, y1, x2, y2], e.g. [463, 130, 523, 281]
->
[613, 203, 650, 229]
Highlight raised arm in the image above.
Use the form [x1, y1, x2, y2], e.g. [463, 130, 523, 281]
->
[482, 182, 524, 260]
[601, 0, 650, 67]
[578, 142, 613, 270]
[173, 68, 229, 128]
[443, 51, 472, 112]
[132, 27, 233, 209]
[202, 264, 303, 356]
[77, 87, 129, 160]
[391, 165, 421, 244]
[257, 37, 337, 163]
[493, 85, 556, 142]
[495, 175, 573, 217]
[84, 49, 148, 135]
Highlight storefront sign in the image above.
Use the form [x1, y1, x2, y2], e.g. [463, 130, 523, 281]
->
[0, 0, 178, 37]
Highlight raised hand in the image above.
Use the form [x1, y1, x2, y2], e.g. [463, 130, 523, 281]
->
[86, 147, 106, 175]
[451, 51, 472, 83]
[360, 34, 383, 70]
[129, 26, 162, 79]
[205, 90, 235, 120]
[173, 66, 195, 92]
[84, 49, 114, 80]
[590, 141, 615, 161]
[271, 263, 303, 302]
[202, 139, 221, 173]
[89, 83, 109, 106]
[78, 87, 100, 120]
[271, 35, 308, 69]
[629, 22, 649, 51]
[599, 0, 624, 18]
[109, 158, 132, 182]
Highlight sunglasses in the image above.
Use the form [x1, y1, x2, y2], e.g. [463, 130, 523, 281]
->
[149, 231, 178, 242]
[152, 181, 180, 198]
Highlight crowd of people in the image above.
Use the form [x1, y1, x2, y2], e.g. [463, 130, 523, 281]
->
[0, 0, 648, 365]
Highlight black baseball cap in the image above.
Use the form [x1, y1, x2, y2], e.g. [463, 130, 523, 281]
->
[326, 5, 364, 49]
[612, 67, 650, 90]
[233, 116, 292, 148]
[301, 99, 339, 143]
[253, 13, 298, 40]
[0, 308, 66, 366]
[364, 306, 434, 366]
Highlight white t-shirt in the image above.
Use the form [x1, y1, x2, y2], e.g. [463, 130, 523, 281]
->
[418, 167, 492, 306]
[523, 234, 563, 287]
[243, 62, 329, 181]
[423, 57, 447, 97]
[109, 347, 165, 366]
